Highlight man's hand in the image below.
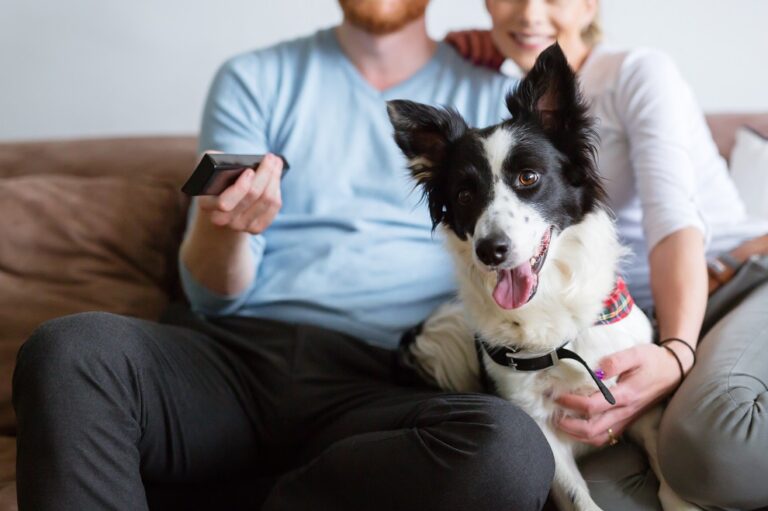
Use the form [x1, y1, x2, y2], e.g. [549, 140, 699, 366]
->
[445, 29, 505, 70]
[197, 152, 284, 234]
[180, 152, 284, 297]
[554, 343, 684, 446]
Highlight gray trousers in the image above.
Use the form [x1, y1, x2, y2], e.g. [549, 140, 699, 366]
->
[581, 281, 768, 511]
[12, 305, 554, 511]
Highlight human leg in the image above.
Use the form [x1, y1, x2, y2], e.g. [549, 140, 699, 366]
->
[260, 326, 555, 511]
[12, 310, 275, 511]
[659, 282, 768, 510]
[578, 441, 661, 511]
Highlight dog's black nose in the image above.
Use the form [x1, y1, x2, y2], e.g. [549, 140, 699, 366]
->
[475, 236, 511, 266]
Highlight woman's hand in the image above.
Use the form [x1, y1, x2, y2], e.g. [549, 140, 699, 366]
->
[445, 30, 505, 70]
[554, 343, 686, 446]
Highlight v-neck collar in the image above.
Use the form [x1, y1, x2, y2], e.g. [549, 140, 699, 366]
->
[323, 27, 448, 100]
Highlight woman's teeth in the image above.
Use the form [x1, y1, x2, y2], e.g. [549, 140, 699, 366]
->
[511, 33, 554, 47]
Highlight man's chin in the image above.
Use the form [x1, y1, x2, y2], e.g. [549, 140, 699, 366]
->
[339, 0, 430, 35]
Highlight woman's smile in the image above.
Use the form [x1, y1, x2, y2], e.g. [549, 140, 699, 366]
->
[508, 31, 557, 50]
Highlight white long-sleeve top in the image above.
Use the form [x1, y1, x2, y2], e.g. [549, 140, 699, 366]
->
[503, 45, 767, 311]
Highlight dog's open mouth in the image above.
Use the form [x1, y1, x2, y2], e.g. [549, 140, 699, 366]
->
[492, 227, 553, 310]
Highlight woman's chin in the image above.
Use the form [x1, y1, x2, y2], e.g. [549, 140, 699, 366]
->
[496, 39, 546, 72]
[502, 48, 538, 73]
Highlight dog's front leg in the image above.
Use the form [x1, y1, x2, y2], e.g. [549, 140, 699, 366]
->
[408, 301, 482, 392]
[542, 426, 603, 511]
[628, 406, 702, 511]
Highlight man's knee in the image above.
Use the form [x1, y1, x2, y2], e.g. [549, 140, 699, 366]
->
[422, 394, 554, 511]
[659, 380, 768, 509]
[13, 312, 149, 407]
[480, 397, 554, 510]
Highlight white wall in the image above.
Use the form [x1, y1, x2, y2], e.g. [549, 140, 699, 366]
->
[1, 0, 766, 141]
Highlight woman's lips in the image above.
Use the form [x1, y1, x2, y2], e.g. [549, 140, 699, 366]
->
[509, 32, 556, 50]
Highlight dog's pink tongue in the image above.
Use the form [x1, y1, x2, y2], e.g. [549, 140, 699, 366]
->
[493, 263, 536, 309]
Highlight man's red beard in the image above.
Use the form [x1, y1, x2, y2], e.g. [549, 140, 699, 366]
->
[338, 0, 430, 35]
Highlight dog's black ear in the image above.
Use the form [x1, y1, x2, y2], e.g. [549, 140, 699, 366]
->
[387, 100, 468, 229]
[386, 99, 467, 182]
[506, 43, 603, 200]
[505, 42, 580, 134]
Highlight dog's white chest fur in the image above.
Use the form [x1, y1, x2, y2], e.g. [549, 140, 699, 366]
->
[484, 306, 651, 428]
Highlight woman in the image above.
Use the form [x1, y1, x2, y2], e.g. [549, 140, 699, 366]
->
[448, 2, 768, 510]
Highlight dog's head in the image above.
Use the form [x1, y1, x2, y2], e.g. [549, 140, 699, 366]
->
[387, 43, 603, 310]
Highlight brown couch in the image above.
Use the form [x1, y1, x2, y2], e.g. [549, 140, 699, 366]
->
[0, 136, 197, 511]
[1, 113, 767, 510]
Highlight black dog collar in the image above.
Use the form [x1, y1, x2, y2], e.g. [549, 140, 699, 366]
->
[477, 337, 616, 405]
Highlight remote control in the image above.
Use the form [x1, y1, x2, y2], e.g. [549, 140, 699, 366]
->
[181, 153, 290, 196]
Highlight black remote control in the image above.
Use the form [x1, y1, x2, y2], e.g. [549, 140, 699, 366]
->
[181, 153, 290, 196]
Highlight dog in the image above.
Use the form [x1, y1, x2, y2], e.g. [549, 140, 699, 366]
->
[386, 44, 698, 511]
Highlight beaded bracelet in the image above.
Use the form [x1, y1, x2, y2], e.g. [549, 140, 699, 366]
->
[659, 337, 697, 366]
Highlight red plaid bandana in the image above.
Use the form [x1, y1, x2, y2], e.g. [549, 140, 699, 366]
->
[595, 277, 634, 326]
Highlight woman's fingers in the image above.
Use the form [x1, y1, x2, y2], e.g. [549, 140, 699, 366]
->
[445, 30, 504, 70]
[479, 29, 497, 66]
[556, 381, 637, 417]
[467, 30, 484, 63]
[556, 390, 612, 417]
[445, 30, 471, 57]
[555, 344, 679, 445]
[598, 346, 642, 380]
[557, 408, 635, 446]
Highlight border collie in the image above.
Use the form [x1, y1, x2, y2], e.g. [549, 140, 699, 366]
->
[386, 44, 698, 511]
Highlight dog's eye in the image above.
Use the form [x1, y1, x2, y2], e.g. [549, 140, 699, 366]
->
[457, 189, 473, 205]
[517, 171, 539, 187]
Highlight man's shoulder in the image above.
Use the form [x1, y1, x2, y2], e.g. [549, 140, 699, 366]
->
[423, 43, 515, 126]
[434, 43, 513, 89]
[221, 27, 333, 74]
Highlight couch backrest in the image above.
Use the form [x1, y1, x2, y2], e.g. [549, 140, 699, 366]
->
[706, 113, 768, 162]
[0, 136, 197, 434]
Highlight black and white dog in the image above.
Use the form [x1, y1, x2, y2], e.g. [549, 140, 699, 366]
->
[387, 44, 697, 511]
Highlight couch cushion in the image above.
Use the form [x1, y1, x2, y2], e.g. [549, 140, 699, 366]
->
[0, 437, 15, 511]
[730, 127, 768, 221]
[0, 136, 196, 184]
[706, 113, 768, 162]
[0, 136, 196, 434]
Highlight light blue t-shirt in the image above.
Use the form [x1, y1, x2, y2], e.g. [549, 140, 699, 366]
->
[181, 27, 515, 348]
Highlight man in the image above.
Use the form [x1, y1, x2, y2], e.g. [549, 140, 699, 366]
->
[13, 1, 554, 509]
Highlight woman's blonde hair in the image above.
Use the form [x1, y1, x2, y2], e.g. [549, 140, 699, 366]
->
[582, 4, 602, 44]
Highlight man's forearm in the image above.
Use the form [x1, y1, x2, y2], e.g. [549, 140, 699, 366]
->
[180, 203, 256, 296]
[649, 226, 707, 369]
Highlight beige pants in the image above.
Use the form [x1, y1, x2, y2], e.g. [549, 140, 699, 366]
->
[579, 280, 768, 511]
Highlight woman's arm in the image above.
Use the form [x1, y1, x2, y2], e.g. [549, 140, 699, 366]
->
[555, 51, 711, 445]
[650, 226, 707, 371]
[445, 30, 505, 70]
